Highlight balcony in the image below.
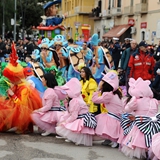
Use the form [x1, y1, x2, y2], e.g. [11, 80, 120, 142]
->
[102, 9, 111, 18]
[124, 6, 134, 16]
[74, 6, 93, 15]
[111, 7, 122, 16]
[135, 3, 148, 14]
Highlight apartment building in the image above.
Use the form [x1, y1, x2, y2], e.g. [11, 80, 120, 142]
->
[92, 0, 160, 44]
[60, 0, 95, 40]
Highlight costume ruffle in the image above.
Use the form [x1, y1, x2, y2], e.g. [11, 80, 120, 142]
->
[31, 110, 65, 133]
[95, 113, 121, 142]
[0, 83, 42, 133]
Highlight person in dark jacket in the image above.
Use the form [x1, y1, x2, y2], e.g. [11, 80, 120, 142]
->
[121, 38, 131, 52]
[0, 37, 6, 62]
[111, 37, 121, 70]
[119, 39, 138, 94]
[120, 39, 138, 71]
[24, 37, 34, 58]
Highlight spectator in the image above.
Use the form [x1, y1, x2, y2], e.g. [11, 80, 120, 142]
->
[111, 37, 121, 70]
[24, 37, 34, 58]
[121, 38, 131, 52]
[0, 37, 6, 62]
[128, 41, 155, 80]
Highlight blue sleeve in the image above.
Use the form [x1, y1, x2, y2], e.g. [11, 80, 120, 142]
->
[85, 49, 93, 60]
[52, 17, 63, 26]
[48, 51, 53, 61]
[61, 48, 69, 58]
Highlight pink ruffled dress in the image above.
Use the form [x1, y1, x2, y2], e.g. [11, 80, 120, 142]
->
[31, 88, 66, 134]
[148, 132, 160, 160]
[92, 91, 124, 142]
[120, 78, 159, 159]
[56, 95, 96, 146]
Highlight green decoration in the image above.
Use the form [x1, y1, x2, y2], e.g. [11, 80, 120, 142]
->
[44, 66, 65, 86]
[0, 76, 10, 96]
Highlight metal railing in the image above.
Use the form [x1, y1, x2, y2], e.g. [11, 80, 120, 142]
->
[111, 7, 122, 15]
[124, 6, 134, 15]
[135, 3, 148, 13]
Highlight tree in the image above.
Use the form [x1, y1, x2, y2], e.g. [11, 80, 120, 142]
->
[0, 0, 51, 37]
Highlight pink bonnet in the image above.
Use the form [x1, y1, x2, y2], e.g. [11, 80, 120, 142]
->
[128, 77, 153, 98]
[59, 78, 82, 98]
[54, 86, 67, 100]
[102, 70, 119, 91]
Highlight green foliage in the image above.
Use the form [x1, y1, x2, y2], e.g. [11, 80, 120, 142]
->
[0, 0, 51, 35]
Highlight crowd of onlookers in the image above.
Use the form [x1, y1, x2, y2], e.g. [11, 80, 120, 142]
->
[1, 36, 160, 100]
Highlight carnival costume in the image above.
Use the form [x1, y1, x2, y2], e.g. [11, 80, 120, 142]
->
[81, 47, 93, 67]
[54, 41, 69, 80]
[90, 34, 111, 83]
[43, 1, 65, 26]
[0, 62, 10, 96]
[0, 43, 42, 133]
[120, 78, 158, 159]
[45, 66, 65, 86]
[56, 78, 97, 146]
[92, 71, 124, 143]
[23, 67, 46, 97]
[67, 45, 84, 81]
[80, 78, 98, 113]
[31, 86, 67, 135]
[148, 132, 160, 160]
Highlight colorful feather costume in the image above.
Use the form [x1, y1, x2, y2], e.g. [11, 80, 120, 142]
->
[0, 43, 42, 133]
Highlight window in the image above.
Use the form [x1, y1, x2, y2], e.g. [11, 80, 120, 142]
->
[130, 0, 134, 6]
[141, 0, 147, 3]
[141, 31, 145, 40]
[108, 0, 111, 9]
[117, 0, 121, 7]
[112, 0, 115, 7]
[75, 0, 78, 7]
[72, 0, 74, 9]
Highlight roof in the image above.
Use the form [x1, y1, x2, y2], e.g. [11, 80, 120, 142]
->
[103, 24, 130, 38]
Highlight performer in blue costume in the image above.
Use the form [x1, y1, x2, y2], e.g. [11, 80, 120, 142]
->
[90, 34, 109, 83]
[54, 41, 69, 80]
[81, 42, 93, 67]
[43, 1, 66, 26]
[24, 67, 46, 97]
[66, 39, 85, 81]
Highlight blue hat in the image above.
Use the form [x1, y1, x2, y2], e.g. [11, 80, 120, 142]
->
[90, 34, 99, 46]
[139, 41, 148, 47]
[43, 0, 62, 10]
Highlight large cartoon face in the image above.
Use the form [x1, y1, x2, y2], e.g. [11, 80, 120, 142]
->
[128, 78, 153, 98]
[49, 5, 58, 16]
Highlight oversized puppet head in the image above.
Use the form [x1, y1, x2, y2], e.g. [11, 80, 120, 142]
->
[128, 77, 153, 98]
[43, 0, 61, 17]
[3, 43, 25, 84]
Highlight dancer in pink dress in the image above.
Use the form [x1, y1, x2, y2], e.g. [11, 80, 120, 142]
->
[148, 132, 160, 160]
[31, 73, 67, 136]
[92, 70, 124, 148]
[121, 77, 158, 159]
[56, 78, 97, 146]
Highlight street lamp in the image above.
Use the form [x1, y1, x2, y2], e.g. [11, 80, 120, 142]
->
[14, 0, 17, 41]
[2, 0, 5, 40]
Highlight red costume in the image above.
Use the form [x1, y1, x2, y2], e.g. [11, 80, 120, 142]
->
[0, 43, 42, 133]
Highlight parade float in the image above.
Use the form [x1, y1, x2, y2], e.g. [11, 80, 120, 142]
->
[36, 0, 66, 39]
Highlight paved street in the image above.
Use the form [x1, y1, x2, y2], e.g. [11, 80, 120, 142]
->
[0, 131, 140, 160]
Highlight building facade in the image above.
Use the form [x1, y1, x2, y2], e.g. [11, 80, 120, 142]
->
[91, 0, 160, 44]
[60, 0, 95, 40]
